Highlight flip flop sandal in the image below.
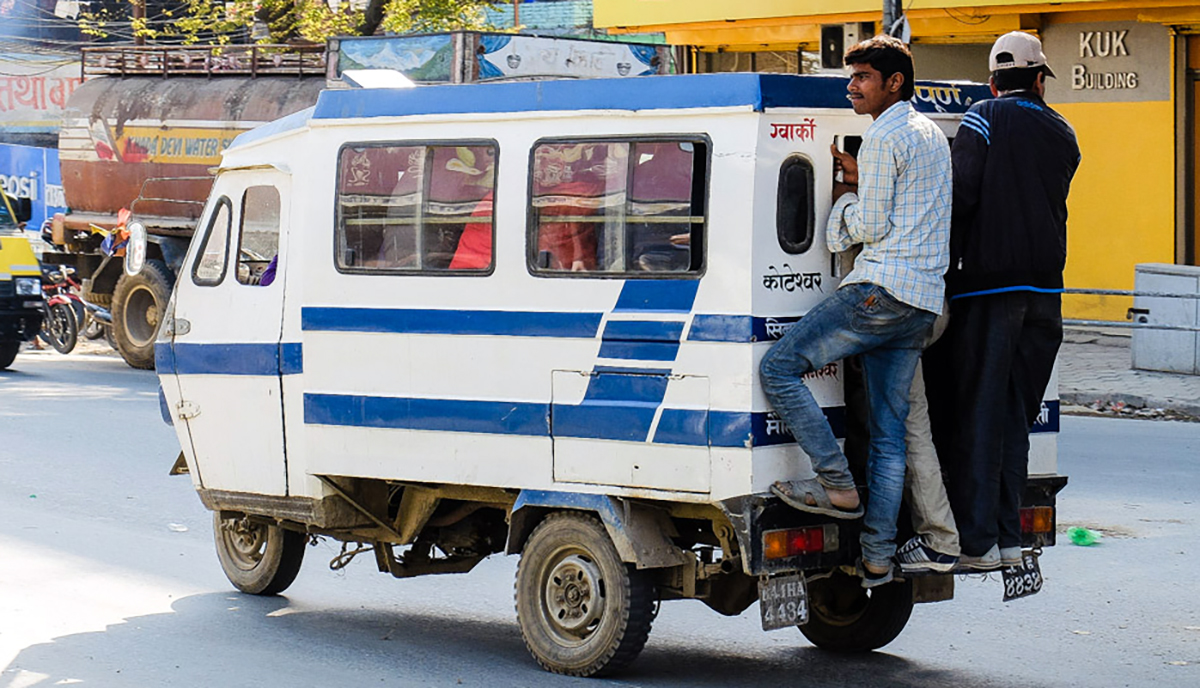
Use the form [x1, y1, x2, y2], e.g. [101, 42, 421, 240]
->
[770, 478, 864, 520]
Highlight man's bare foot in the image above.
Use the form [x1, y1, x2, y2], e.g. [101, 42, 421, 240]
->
[825, 486, 861, 511]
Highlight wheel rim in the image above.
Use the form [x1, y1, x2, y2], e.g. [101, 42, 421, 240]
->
[219, 518, 270, 571]
[123, 285, 160, 347]
[45, 307, 72, 350]
[540, 549, 607, 645]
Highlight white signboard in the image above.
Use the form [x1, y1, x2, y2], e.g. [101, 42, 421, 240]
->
[0, 54, 83, 134]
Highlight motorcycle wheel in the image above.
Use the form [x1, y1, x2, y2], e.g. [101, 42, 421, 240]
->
[42, 303, 78, 354]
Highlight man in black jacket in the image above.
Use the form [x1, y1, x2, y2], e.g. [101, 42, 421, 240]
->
[932, 31, 1080, 570]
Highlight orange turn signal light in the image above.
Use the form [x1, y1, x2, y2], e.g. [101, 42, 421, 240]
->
[763, 526, 837, 559]
[1020, 506, 1054, 534]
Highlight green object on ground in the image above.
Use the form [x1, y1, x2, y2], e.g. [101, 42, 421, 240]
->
[1068, 526, 1101, 546]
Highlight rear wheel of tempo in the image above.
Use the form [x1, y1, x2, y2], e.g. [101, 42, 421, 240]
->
[213, 513, 306, 596]
[798, 570, 914, 652]
[112, 259, 173, 369]
[40, 302, 78, 354]
[514, 512, 655, 677]
[0, 340, 19, 369]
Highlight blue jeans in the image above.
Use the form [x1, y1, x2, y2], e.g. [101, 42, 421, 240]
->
[760, 282, 936, 567]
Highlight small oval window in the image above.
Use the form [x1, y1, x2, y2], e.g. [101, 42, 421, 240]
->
[777, 156, 814, 254]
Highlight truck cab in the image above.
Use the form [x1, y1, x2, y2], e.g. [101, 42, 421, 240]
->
[0, 190, 42, 370]
[155, 73, 1064, 676]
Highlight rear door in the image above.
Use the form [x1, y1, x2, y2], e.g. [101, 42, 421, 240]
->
[168, 169, 290, 495]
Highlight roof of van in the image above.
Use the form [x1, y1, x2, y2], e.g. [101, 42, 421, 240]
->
[230, 73, 989, 150]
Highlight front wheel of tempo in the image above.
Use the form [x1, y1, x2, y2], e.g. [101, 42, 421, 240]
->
[514, 512, 655, 677]
[798, 570, 914, 652]
[0, 340, 19, 369]
[213, 513, 306, 595]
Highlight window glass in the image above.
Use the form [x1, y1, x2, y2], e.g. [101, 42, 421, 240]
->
[193, 198, 231, 285]
[237, 186, 281, 285]
[777, 156, 814, 254]
[336, 143, 496, 273]
[530, 139, 705, 277]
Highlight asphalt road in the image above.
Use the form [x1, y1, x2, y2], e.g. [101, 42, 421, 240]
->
[1, 351, 1198, 687]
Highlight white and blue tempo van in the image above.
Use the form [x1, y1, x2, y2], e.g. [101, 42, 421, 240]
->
[152, 73, 1066, 676]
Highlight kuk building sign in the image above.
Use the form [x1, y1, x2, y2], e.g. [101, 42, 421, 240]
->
[1043, 21, 1170, 104]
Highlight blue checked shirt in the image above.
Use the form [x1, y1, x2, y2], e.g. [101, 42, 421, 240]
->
[827, 100, 952, 314]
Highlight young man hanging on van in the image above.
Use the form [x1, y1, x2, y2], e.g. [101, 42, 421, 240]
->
[759, 36, 951, 587]
[928, 32, 1079, 571]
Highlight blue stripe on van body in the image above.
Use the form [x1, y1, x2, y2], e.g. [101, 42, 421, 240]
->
[709, 408, 847, 447]
[687, 315, 803, 342]
[307, 74, 991, 123]
[155, 342, 302, 376]
[302, 307, 603, 338]
[613, 280, 700, 313]
[598, 319, 687, 362]
[305, 393, 551, 436]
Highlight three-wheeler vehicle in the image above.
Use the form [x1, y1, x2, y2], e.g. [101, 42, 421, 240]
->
[153, 72, 1065, 676]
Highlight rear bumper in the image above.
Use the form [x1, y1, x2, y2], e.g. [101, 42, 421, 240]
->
[723, 473, 1069, 577]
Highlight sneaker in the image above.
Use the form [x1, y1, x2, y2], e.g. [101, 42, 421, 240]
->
[1000, 546, 1024, 567]
[896, 536, 958, 573]
[958, 544, 1001, 571]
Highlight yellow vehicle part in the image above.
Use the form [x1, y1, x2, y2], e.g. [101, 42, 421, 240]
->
[0, 235, 41, 279]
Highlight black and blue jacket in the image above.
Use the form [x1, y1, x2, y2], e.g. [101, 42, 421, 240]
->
[947, 91, 1080, 297]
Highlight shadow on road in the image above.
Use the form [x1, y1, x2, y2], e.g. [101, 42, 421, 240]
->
[4, 591, 1036, 688]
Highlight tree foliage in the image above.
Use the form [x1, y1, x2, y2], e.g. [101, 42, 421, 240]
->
[80, 0, 501, 46]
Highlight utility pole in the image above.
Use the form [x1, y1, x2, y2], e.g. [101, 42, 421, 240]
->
[133, 0, 145, 46]
[882, 0, 903, 38]
[514, 0, 520, 29]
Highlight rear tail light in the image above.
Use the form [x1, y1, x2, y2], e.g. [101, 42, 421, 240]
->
[1020, 506, 1054, 534]
[763, 525, 839, 559]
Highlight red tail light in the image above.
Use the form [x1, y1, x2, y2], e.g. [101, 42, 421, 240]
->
[763, 525, 838, 559]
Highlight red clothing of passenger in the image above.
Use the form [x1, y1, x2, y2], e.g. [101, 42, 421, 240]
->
[449, 191, 494, 270]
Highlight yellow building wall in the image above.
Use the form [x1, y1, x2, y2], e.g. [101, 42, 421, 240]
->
[1054, 100, 1175, 320]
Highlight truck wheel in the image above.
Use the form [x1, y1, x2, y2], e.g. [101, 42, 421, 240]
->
[0, 341, 19, 369]
[112, 259, 173, 369]
[798, 570, 914, 652]
[514, 512, 655, 677]
[213, 513, 306, 596]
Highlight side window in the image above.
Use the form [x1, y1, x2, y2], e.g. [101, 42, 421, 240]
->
[335, 142, 496, 273]
[237, 186, 281, 286]
[193, 197, 232, 286]
[777, 155, 814, 254]
[529, 138, 707, 277]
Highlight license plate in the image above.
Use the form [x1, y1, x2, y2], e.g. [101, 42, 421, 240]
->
[758, 574, 808, 631]
[1001, 551, 1044, 602]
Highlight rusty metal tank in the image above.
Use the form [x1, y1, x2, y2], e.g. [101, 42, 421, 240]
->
[59, 75, 324, 231]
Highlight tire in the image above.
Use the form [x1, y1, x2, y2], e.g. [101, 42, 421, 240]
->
[82, 313, 106, 340]
[41, 303, 78, 354]
[798, 570, 914, 652]
[111, 259, 174, 369]
[0, 341, 19, 369]
[213, 513, 306, 596]
[514, 512, 655, 677]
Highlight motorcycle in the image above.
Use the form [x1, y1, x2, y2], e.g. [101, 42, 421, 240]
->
[39, 266, 78, 354]
[38, 265, 117, 353]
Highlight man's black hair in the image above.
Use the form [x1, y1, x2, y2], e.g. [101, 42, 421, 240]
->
[991, 64, 1043, 93]
[844, 35, 915, 101]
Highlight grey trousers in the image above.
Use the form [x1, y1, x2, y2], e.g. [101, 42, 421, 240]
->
[905, 358, 960, 556]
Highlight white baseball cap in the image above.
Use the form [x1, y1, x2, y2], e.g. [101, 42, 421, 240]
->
[989, 31, 1056, 78]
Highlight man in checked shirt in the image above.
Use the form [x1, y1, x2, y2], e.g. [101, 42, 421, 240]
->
[760, 35, 951, 588]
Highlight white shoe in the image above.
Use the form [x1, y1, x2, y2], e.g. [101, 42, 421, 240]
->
[959, 544, 1001, 571]
[1000, 546, 1024, 567]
